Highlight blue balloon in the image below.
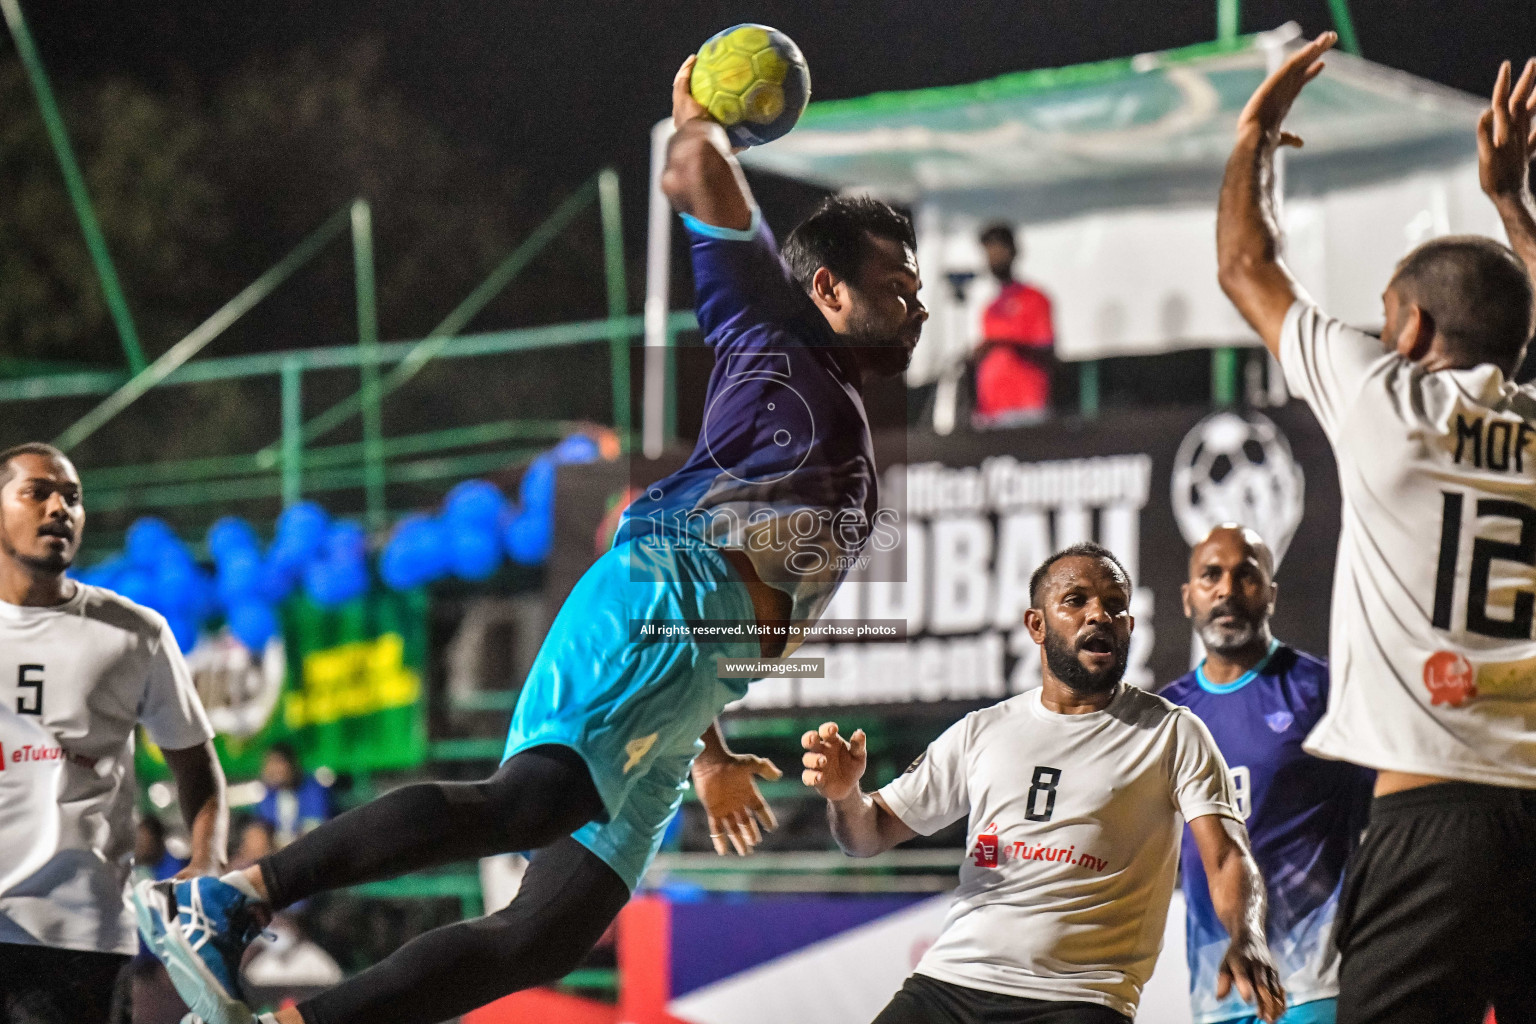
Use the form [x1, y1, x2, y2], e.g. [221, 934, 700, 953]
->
[228, 601, 279, 652]
[503, 509, 552, 566]
[303, 558, 367, 608]
[186, 568, 218, 621]
[126, 517, 179, 568]
[166, 614, 200, 654]
[324, 521, 368, 564]
[153, 552, 201, 615]
[77, 556, 126, 591]
[444, 480, 506, 532]
[330, 560, 369, 604]
[257, 556, 300, 604]
[206, 517, 260, 563]
[114, 568, 155, 606]
[552, 434, 600, 465]
[274, 502, 329, 561]
[450, 526, 502, 581]
[216, 548, 262, 606]
[518, 456, 556, 513]
[380, 515, 449, 590]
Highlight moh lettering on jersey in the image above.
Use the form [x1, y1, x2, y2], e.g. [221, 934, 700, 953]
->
[1280, 301, 1536, 786]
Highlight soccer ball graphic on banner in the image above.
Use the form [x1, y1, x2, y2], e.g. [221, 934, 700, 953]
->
[1171, 411, 1306, 565]
[690, 24, 810, 148]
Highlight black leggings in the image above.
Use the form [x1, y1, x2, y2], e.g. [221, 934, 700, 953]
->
[260, 744, 606, 909]
[255, 746, 628, 1024]
[298, 837, 629, 1024]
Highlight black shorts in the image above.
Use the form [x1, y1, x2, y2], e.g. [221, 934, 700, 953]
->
[1334, 782, 1536, 1024]
[0, 942, 130, 1024]
[871, 974, 1130, 1024]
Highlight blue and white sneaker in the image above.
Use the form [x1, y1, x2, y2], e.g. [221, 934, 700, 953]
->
[133, 877, 267, 1024]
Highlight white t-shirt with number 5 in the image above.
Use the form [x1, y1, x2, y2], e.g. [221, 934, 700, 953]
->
[0, 584, 214, 955]
[1281, 301, 1536, 787]
[877, 684, 1239, 1017]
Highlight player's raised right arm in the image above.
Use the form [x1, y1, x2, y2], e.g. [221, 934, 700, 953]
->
[1479, 59, 1536, 289]
[803, 723, 917, 858]
[661, 56, 757, 231]
[1217, 33, 1335, 356]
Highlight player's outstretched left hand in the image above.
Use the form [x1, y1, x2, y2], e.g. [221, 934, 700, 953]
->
[692, 752, 782, 857]
[1216, 933, 1286, 1023]
[1478, 58, 1536, 202]
[1236, 31, 1337, 150]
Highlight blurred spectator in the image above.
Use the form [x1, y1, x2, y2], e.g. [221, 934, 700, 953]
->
[253, 743, 334, 847]
[132, 815, 187, 885]
[974, 223, 1057, 426]
[230, 815, 277, 870]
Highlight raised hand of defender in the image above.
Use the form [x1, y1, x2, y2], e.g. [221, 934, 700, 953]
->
[1479, 59, 1536, 201]
[1236, 31, 1337, 150]
[693, 752, 781, 857]
[1217, 934, 1287, 1024]
[801, 722, 867, 802]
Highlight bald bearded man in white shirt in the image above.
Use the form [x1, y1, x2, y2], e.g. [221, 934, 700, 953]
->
[803, 542, 1285, 1024]
[0, 443, 228, 1024]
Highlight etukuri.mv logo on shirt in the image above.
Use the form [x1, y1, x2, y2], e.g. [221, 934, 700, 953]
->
[971, 827, 1109, 873]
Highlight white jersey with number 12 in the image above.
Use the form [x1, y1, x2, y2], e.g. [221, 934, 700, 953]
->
[1282, 300, 1536, 786]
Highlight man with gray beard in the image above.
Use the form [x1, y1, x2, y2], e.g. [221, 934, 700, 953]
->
[1161, 525, 1373, 1024]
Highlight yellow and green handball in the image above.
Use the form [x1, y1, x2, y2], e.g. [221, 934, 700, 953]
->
[690, 24, 810, 147]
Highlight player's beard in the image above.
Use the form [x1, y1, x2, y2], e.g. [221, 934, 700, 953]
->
[0, 510, 74, 574]
[1195, 602, 1264, 656]
[1041, 622, 1128, 696]
[842, 307, 915, 378]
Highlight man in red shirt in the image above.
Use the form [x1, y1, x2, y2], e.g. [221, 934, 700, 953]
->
[974, 223, 1057, 424]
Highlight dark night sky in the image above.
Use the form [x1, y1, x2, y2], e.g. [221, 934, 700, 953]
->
[20, 0, 1536, 228]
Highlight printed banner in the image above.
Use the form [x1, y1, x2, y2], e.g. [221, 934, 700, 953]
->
[552, 406, 1341, 715]
[139, 587, 429, 781]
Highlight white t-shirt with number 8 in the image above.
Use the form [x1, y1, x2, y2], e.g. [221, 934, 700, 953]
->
[878, 683, 1240, 1017]
[1281, 301, 1536, 786]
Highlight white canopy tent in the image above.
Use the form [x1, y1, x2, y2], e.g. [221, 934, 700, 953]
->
[643, 25, 1500, 448]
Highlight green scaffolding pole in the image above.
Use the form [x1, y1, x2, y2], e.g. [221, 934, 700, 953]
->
[598, 168, 631, 447]
[281, 356, 304, 506]
[270, 177, 601, 458]
[1212, 348, 1239, 407]
[352, 200, 386, 526]
[1327, 0, 1362, 55]
[1, 0, 145, 374]
[1216, 0, 1240, 43]
[54, 206, 352, 453]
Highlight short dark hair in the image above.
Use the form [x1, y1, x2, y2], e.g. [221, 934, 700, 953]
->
[1029, 542, 1131, 607]
[0, 442, 69, 487]
[781, 195, 915, 292]
[979, 223, 1016, 250]
[1391, 236, 1534, 372]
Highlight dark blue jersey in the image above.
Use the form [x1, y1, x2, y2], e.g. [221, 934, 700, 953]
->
[1161, 642, 1373, 1022]
[618, 211, 879, 633]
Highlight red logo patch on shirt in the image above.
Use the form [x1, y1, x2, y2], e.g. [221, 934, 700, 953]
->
[972, 832, 999, 868]
[1423, 650, 1476, 707]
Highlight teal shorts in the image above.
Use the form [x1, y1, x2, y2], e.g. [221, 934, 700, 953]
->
[1217, 997, 1336, 1024]
[502, 536, 758, 890]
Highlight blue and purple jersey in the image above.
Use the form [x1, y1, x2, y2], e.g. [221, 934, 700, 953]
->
[1161, 642, 1373, 1023]
[618, 211, 881, 635]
